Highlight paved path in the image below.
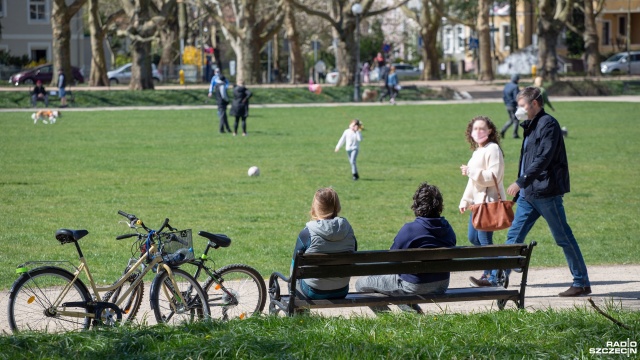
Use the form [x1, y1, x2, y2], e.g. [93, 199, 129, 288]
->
[1, 264, 638, 333]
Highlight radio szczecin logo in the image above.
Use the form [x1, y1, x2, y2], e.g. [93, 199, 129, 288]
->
[590, 339, 637, 356]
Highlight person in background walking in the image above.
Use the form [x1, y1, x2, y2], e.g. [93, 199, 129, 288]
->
[500, 74, 520, 138]
[209, 75, 231, 133]
[387, 65, 399, 105]
[208, 68, 228, 96]
[377, 63, 392, 102]
[458, 116, 506, 287]
[229, 80, 253, 136]
[58, 69, 68, 108]
[362, 62, 370, 84]
[335, 119, 363, 181]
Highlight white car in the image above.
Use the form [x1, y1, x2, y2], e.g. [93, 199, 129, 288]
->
[601, 51, 640, 75]
[107, 63, 163, 85]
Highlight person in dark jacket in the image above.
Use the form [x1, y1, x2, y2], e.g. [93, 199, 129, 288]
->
[58, 68, 68, 108]
[31, 80, 49, 107]
[356, 182, 456, 311]
[211, 75, 231, 133]
[377, 62, 391, 102]
[500, 74, 520, 138]
[229, 81, 252, 136]
[482, 87, 591, 297]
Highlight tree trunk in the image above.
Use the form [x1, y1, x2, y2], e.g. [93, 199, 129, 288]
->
[415, 0, 442, 80]
[537, 0, 562, 81]
[51, 0, 86, 87]
[582, 0, 600, 76]
[131, 41, 154, 90]
[284, 0, 305, 84]
[477, 0, 493, 81]
[158, 2, 179, 82]
[88, 0, 109, 86]
[509, 0, 518, 53]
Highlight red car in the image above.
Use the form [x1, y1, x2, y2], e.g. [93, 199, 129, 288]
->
[9, 64, 84, 86]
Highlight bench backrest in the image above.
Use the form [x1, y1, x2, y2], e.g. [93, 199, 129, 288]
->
[291, 243, 536, 280]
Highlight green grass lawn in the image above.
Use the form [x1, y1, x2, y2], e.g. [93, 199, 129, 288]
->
[1, 306, 638, 359]
[0, 102, 639, 290]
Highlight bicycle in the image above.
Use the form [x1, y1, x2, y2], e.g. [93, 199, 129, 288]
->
[187, 231, 267, 320]
[7, 211, 210, 333]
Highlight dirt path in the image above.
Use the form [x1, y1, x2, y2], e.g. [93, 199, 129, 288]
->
[1, 264, 638, 333]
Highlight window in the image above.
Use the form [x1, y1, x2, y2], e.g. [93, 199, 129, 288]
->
[602, 21, 610, 45]
[618, 16, 627, 36]
[455, 26, 465, 53]
[501, 24, 511, 51]
[29, 0, 47, 22]
[443, 27, 453, 54]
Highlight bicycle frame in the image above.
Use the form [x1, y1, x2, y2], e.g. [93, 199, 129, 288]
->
[37, 241, 189, 321]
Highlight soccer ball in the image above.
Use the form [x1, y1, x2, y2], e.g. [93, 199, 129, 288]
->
[248, 166, 260, 177]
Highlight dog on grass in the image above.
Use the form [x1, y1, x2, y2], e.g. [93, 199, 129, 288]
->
[361, 89, 378, 102]
[32, 110, 60, 124]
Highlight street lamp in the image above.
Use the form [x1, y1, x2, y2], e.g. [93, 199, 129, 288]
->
[352, 2, 363, 102]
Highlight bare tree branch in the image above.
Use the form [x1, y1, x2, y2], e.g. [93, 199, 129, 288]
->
[290, 0, 339, 28]
[364, 0, 410, 18]
[588, 298, 631, 330]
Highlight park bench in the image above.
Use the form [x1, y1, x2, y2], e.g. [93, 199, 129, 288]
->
[30, 89, 75, 107]
[268, 242, 536, 316]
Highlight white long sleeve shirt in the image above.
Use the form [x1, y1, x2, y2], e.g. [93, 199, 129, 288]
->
[459, 142, 506, 209]
[335, 129, 362, 151]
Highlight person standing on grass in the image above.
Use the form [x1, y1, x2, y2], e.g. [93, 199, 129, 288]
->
[377, 62, 391, 101]
[479, 86, 591, 297]
[229, 80, 252, 136]
[355, 182, 456, 312]
[211, 75, 231, 133]
[500, 74, 520, 138]
[291, 188, 357, 300]
[458, 116, 507, 287]
[58, 69, 68, 108]
[335, 119, 363, 181]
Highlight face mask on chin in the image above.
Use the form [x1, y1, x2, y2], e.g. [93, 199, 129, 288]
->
[515, 107, 528, 121]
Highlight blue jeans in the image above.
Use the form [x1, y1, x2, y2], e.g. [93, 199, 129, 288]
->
[347, 149, 359, 175]
[490, 195, 590, 287]
[468, 213, 493, 277]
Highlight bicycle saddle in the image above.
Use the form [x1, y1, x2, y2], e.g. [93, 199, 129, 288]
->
[197, 231, 231, 248]
[55, 229, 89, 244]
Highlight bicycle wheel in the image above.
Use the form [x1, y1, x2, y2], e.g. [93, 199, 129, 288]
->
[101, 274, 144, 323]
[150, 268, 210, 325]
[204, 264, 266, 321]
[8, 267, 92, 333]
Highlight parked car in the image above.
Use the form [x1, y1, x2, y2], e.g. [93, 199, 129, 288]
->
[9, 64, 84, 86]
[107, 63, 163, 85]
[392, 63, 421, 80]
[601, 51, 640, 75]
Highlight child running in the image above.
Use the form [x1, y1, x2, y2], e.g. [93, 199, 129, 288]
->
[335, 119, 363, 180]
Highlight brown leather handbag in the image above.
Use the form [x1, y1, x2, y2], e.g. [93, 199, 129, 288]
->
[469, 174, 515, 231]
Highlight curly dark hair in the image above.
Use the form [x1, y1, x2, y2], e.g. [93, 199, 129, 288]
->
[464, 116, 501, 151]
[411, 182, 443, 218]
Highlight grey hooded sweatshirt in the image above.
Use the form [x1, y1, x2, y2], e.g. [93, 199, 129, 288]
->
[292, 217, 357, 291]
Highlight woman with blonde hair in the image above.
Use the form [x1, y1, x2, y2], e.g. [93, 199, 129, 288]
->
[459, 116, 507, 287]
[290, 188, 358, 299]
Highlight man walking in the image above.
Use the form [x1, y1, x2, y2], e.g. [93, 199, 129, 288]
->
[473, 87, 591, 297]
[500, 74, 520, 138]
[210, 75, 231, 133]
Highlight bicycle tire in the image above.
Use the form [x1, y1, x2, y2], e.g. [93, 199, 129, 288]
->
[101, 273, 144, 323]
[8, 267, 92, 333]
[149, 268, 210, 325]
[204, 264, 267, 321]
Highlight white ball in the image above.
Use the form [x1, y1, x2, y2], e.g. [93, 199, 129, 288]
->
[248, 166, 260, 177]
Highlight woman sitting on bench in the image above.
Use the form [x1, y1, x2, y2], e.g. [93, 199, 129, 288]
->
[356, 182, 457, 299]
[291, 188, 358, 300]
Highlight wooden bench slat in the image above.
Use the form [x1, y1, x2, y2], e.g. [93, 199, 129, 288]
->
[281, 287, 521, 309]
[297, 245, 529, 266]
[296, 257, 526, 278]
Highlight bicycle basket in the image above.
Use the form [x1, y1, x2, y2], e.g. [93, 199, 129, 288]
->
[159, 229, 194, 266]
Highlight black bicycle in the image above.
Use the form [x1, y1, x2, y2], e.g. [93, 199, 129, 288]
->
[187, 231, 267, 320]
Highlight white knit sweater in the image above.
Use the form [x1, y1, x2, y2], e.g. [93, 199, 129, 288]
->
[335, 129, 362, 151]
[459, 142, 507, 210]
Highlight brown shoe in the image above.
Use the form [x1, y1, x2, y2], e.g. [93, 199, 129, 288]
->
[469, 276, 494, 287]
[558, 286, 592, 297]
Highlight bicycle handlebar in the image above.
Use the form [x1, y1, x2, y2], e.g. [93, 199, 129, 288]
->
[116, 233, 140, 240]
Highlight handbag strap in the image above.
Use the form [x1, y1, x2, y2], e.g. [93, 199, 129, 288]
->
[480, 173, 503, 204]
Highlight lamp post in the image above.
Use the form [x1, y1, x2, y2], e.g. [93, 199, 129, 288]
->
[352, 3, 363, 102]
